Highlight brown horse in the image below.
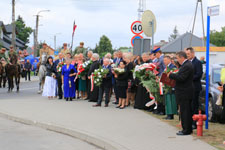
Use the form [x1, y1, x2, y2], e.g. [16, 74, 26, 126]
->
[0, 62, 7, 88]
[6, 54, 20, 92]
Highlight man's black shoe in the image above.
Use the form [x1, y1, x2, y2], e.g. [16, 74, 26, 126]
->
[153, 110, 160, 114]
[58, 97, 62, 100]
[163, 115, 174, 120]
[192, 124, 197, 130]
[159, 112, 165, 115]
[176, 131, 192, 136]
[88, 100, 95, 102]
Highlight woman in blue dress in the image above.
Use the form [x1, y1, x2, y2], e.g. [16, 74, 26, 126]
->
[61, 58, 77, 101]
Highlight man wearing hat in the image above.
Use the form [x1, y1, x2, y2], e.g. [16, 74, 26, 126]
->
[0, 48, 8, 88]
[0, 48, 9, 64]
[61, 43, 70, 57]
[39, 43, 50, 62]
[8, 46, 19, 65]
[73, 42, 86, 56]
[153, 48, 166, 115]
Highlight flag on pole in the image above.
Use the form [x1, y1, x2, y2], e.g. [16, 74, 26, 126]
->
[71, 20, 77, 51]
[72, 21, 77, 37]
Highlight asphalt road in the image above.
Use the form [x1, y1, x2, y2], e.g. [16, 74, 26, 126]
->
[0, 77, 40, 99]
[0, 78, 102, 150]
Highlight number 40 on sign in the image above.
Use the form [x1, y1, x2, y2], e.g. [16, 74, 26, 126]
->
[131, 21, 143, 35]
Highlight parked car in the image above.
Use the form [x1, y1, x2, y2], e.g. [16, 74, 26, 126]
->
[199, 64, 224, 122]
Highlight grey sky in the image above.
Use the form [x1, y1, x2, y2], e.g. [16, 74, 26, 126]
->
[0, 0, 224, 49]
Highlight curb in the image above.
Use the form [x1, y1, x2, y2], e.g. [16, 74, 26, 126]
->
[0, 112, 129, 150]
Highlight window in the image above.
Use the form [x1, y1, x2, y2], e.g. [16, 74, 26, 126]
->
[212, 68, 221, 84]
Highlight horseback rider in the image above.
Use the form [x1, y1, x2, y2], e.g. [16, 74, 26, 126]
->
[0, 48, 9, 65]
[73, 42, 86, 57]
[8, 46, 18, 65]
[60, 43, 70, 57]
[39, 43, 51, 64]
[0, 48, 8, 88]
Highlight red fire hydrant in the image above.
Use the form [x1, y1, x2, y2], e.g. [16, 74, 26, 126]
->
[192, 110, 207, 136]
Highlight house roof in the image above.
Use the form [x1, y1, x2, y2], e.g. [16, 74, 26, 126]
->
[161, 32, 215, 53]
[193, 47, 225, 52]
[5, 24, 13, 34]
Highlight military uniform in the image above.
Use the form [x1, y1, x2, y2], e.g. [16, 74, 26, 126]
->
[73, 46, 86, 56]
[8, 50, 19, 64]
[0, 53, 9, 64]
[39, 47, 50, 63]
[60, 48, 70, 56]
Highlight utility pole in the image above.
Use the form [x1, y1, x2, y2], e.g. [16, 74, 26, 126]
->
[190, 0, 205, 46]
[33, 29, 36, 55]
[34, 15, 39, 57]
[12, 0, 16, 49]
[54, 33, 61, 50]
[54, 35, 56, 50]
[34, 10, 50, 57]
[137, 0, 146, 21]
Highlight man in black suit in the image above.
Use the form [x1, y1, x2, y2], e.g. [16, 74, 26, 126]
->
[169, 51, 194, 136]
[186, 47, 203, 129]
[93, 58, 113, 107]
[88, 53, 100, 102]
[54, 53, 64, 99]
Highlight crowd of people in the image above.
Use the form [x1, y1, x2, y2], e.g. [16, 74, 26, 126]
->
[1, 42, 224, 136]
[38, 41, 225, 136]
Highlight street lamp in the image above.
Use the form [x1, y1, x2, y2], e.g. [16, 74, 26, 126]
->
[34, 9, 50, 57]
[54, 33, 61, 50]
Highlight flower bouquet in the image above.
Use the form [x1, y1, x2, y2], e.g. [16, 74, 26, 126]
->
[133, 63, 163, 107]
[77, 60, 92, 77]
[56, 62, 65, 73]
[113, 68, 125, 75]
[92, 67, 109, 86]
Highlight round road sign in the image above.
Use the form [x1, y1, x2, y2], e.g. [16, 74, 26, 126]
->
[131, 21, 143, 35]
[131, 35, 143, 47]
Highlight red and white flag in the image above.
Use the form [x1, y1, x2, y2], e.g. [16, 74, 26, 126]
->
[72, 21, 77, 37]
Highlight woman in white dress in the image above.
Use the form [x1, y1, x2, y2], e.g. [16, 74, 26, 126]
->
[42, 56, 57, 99]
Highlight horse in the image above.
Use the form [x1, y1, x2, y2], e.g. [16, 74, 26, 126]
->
[5, 55, 20, 92]
[38, 53, 47, 94]
[0, 61, 7, 88]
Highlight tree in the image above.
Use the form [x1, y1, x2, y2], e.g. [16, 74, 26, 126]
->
[168, 26, 179, 42]
[95, 35, 113, 57]
[210, 27, 225, 46]
[15, 16, 33, 47]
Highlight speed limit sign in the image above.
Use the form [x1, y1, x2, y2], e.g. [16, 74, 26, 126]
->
[131, 21, 143, 35]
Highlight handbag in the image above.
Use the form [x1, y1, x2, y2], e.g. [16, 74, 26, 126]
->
[216, 93, 223, 106]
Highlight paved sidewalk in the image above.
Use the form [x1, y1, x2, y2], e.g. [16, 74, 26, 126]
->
[0, 95, 217, 150]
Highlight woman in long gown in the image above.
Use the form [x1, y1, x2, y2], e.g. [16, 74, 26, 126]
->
[42, 56, 57, 99]
[61, 58, 77, 101]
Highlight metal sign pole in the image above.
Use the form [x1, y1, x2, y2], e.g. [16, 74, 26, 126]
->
[152, 20, 154, 51]
[140, 39, 144, 55]
[205, 9, 210, 130]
